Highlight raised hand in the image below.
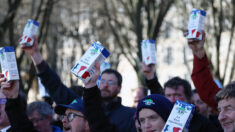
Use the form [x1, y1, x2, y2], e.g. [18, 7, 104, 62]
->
[185, 30, 206, 59]
[0, 74, 19, 99]
[84, 61, 100, 88]
[20, 36, 43, 66]
[141, 62, 155, 80]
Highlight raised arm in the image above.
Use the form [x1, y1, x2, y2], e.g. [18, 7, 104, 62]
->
[83, 62, 118, 132]
[0, 74, 37, 132]
[141, 62, 163, 94]
[21, 37, 78, 104]
[187, 31, 220, 110]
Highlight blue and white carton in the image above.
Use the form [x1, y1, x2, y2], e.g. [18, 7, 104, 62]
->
[71, 42, 110, 83]
[141, 39, 156, 65]
[187, 9, 206, 40]
[0, 46, 19, 81]
[20, 19, 39, 46]
[162, 101, 195, 132]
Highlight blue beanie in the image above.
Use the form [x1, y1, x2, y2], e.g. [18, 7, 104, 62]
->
[136, 94, 173, 122]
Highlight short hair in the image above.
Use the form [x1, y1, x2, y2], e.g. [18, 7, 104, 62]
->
[164, 77, 192, 101]
[101, 69, 122, 86]
[215, 81, 235, 102]
[27, 101, 53, 120]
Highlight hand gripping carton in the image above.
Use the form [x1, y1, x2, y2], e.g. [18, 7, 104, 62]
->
[162, 101, 195, 132]
[0, 46, 19, 81]
[187, 9, 206, 40]
[20, 19, 39, 46]
[141, 39, 157, 65]
[71, 42, 110, 83]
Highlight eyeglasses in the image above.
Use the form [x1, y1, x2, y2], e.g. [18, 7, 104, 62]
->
[99, 80, 117, 85]
[59, 113, 85, 122]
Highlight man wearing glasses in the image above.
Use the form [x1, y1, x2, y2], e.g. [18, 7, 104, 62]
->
[21, 37, 136, 132]
[55, 98, 89, 132]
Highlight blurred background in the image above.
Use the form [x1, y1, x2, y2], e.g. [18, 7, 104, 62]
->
[0, 0, 234, 106]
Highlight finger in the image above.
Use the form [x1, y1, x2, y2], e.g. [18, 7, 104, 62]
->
[95, 61, 100, 76]
[20, 44, 27, 49]
[0, 77, 7, 83]
[33, 35, 38, 47]
[149, 64, 155, 69]
[18, 34, 23, 42]
[202, 30, 206, 41]
[1, 82, 11, 88]
[183, 29, 188, 37]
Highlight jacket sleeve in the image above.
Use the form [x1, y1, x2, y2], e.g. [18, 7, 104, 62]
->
[5, 96, 38, 132]
[189, 112, 220, 132]
[83, 86, 118, 132]
[145, 75, 164, 95]
[36, 61, 78, 105]
[191, 55, 220, 110]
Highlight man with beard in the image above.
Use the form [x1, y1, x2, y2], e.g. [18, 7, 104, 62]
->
[21, 37, 136, 132]
[94, 69, 136, 131]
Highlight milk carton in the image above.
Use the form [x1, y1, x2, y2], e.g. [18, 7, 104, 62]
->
[141, 39, 156, 65]
[162, 101, 195, 132]
[0, 46, 19, 81]
[71, 42, 110, 83]
[20, 19, 39, 46]
[187, 9, 206, 40]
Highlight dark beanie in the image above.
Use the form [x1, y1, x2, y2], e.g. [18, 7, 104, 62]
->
[136, 94, 173, 122]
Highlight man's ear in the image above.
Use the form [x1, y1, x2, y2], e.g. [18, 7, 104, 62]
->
[117, 86, 121, 94]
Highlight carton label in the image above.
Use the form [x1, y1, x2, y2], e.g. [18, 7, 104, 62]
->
[187, 9, 206, 40]
[162, 101, 195, 132]
[0, 46, 19, 81]
[71, 42, 110, 83]
[20, 19, 39, 46]
[141, 39, 156, 65]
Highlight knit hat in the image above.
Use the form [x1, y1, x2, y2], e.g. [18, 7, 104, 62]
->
[55, 98, 85, 115]
[136, 94, 173, 122]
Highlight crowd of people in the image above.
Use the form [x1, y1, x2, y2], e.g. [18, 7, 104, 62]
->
[0, 30, 234, 132]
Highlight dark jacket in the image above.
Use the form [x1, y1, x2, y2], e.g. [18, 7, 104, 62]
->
[36, 61, 78, 105]
[145, 75, 219, 132]
[5, 96, 38, 132]
[36, 61, 136, 132]
[83, 86, 118, 132]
